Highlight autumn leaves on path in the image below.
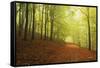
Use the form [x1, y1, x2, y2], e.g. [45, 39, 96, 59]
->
[16, 40, 96, 65]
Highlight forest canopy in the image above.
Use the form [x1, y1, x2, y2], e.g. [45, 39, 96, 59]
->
[16, 3, 97, 51]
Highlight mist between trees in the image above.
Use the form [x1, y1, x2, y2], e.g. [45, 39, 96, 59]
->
[16, 3, 97, 51]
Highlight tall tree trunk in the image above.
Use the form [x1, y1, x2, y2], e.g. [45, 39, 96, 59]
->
[50, 6, 55, 40]
[46, 7, 49, 40]
[24, 4, 28, 40]
[21, 4, 25, 38]
[44, 6, 48, 40]
[29, 5, 32, 34]
[32, 4, 35, 40]
[41, 5, 44, 39]
[87, 8, 91, 50]
[18, 4, 22, 36]
[38, 5, 41, 39]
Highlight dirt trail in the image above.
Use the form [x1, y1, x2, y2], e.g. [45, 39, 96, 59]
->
[16, 40, 96, 65]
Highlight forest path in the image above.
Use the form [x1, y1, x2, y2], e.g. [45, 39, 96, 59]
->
[16, 40, 96, 65]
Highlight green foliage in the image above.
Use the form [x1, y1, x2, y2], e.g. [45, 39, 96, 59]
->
[16, 3, 97, 51]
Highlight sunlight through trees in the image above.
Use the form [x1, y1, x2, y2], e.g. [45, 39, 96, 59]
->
[16, 3, 97, 51]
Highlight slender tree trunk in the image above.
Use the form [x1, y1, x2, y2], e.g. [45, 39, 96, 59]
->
[32, 4, 35, 39]
[87, 8, 91, 50]
[41, 5, 44, 39]
[18, 4, 22, 36]
[21, 4, 24, 38]
[44, 6, 48, 40]
[46, 7, 49, 40]
[29, 5, 32, 34]
[50, 6, 55, 40]
[38, 5, 41, 39]
[24, 4, 28, 40]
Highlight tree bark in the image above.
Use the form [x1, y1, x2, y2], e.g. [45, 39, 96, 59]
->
[18, 4, 22, 36]
[44, 6, 48, 40]
[32, 4, 35, 39]
[50, 6, 55, 40]
[24, 4, 28, 40]
[87, 8, 91, 50]
[41, 5, 44, 39]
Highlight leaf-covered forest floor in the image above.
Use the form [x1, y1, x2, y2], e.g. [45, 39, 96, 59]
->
[16, 38, 96, 65]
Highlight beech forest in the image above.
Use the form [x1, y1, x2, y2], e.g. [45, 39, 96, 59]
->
[15, 3, 97, 65]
